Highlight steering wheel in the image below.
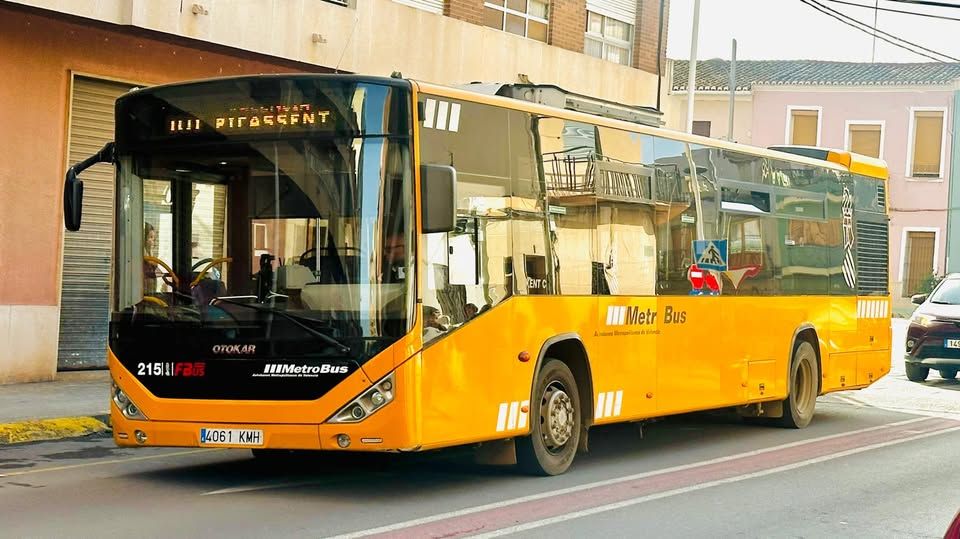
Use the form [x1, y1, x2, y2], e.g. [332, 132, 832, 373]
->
[141, 295, 169, 308]
[144, 256, 179, 288]
[191, 257, 232, 287]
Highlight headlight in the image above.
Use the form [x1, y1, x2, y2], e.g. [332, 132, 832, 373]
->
[327, 372, 395, 424]
[911, 314, 937, 327]
[112, 379, 148, 420]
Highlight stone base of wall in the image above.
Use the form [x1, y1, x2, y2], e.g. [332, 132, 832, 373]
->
[0, 305, 59, 384]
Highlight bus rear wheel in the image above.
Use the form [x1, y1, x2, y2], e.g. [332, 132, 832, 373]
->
[516, 359, 581, 476]
[776, 340, 819, 429]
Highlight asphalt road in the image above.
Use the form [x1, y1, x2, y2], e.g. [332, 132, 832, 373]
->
[2, 320, 959, 538]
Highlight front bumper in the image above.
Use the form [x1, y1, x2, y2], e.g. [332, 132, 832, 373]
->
[110, 401, 419, 451]
[904, 356, 960, 368]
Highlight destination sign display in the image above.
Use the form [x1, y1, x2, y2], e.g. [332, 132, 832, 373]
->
[166, 103, 334, 136]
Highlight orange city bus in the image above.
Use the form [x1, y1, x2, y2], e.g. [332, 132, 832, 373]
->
[63, 74, 891, 475]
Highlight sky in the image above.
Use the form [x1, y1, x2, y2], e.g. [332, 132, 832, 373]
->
[667, 0, 960, 63]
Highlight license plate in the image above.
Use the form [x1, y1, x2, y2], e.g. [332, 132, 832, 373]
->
[199, 428, 263, 446]
[946, 339, 960, 349]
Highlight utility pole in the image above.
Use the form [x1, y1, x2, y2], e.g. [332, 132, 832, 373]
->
[871, 0, 879, 62]
[686, 0, 701, 134]
[728, 39, 737, 141]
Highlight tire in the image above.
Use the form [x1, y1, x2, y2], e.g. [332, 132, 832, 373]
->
[905, 362, 930, 382]
[939, 368, 958, 380]
[775, 340, 819, 429]
[516, 359, 581, 476]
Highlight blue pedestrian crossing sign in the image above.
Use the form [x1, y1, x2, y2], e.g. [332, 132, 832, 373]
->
[693, 240, 728, 271]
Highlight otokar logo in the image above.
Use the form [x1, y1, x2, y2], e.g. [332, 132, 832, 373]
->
[254, 363, 350, 378]
[212, 344, 256, 355]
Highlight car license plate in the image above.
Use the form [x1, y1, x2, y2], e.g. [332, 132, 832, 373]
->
[199, 428, 263, 446]
[946, 339, 960, 349]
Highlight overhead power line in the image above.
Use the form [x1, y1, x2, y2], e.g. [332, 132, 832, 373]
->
[823, 0, 960, 21]
[800, 0, 959, 61]
[806, 0, 959, 60]
[883, 0, 960, 8]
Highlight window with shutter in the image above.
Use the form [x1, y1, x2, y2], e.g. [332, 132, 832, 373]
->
[910, 110, 944, 178]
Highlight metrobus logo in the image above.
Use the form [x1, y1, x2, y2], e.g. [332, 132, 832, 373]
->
[255, 364, 349, 378]
[605, 306, 658, 326]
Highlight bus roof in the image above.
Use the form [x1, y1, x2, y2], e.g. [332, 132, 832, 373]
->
[413, 79, 890, 181]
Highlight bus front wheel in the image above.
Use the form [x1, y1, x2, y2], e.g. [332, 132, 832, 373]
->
[516, 359, 581, 476]
[777, 340, 819, 429]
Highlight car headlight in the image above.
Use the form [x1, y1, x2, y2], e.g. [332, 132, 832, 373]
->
[111, 379, 148, 420]
[327, 372, 395, 424]
[911, 314, 937, 327]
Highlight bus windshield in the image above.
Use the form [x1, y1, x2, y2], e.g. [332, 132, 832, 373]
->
[110, 78, 414, 379]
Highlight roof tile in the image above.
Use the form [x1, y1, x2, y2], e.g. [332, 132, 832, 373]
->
[672, 59, 960, 91]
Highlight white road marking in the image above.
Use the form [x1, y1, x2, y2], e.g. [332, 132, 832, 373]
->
[330, 417, 935, 539]
[0, 448, 221, 478]
[472, 424, 960, 538]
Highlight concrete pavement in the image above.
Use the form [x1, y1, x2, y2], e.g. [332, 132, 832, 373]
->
[0, 370, 110, 444]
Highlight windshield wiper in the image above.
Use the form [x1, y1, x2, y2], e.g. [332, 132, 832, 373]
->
[210, 297, 351, 354]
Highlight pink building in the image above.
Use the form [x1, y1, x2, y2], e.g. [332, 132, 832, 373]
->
[670, 60, 960, 309]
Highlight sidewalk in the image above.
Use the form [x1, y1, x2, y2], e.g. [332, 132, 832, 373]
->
[0, 370, 111, 445]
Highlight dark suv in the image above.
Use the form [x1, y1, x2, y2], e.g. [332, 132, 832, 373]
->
[905, 274, 960, 382]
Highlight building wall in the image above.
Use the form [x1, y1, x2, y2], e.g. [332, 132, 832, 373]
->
[7, 0, 661, 104]
[0, 4, 326, 383]
[663, 92, 753, 143]
[751, 86, 954, 301]
[549, 0, 587, 54]
[446, 0, 483, 24]
[634, 0, 669, 74]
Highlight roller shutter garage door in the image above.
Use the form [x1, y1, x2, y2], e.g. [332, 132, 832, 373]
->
[58, 76, 133, 369]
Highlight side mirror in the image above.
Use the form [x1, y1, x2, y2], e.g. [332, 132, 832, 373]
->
[911, 294, 928, 305]
[64, 169, 84, 231]
[63, 141, 115, 231]
[420, 164, 456, 234]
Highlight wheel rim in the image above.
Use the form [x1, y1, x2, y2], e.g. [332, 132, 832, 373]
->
[794, 353, 815, 418]
[540, 381, 575, 453]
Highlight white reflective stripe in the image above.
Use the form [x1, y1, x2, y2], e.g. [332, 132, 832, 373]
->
[883, 302, 889, 317]
[604, 391, 615, 418]
[436, 101, 449, 131]
[606, 307, 615, 326]
[507, 401, 520, 430]
[423, 98, 437, 129]
[596, 392, 606, 418]
[873, 301, 880, 318]
[518, 400, 529, 429]
[496, 402, 508, 432]
[613, 390, 623, 417]
[448, 103, 461, 132]
[616, 307, 626, 326]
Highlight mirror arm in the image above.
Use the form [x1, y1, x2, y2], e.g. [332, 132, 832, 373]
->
[69, 142, 116, 176]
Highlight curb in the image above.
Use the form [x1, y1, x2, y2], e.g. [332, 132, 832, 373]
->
[0, 415, 111, 445]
